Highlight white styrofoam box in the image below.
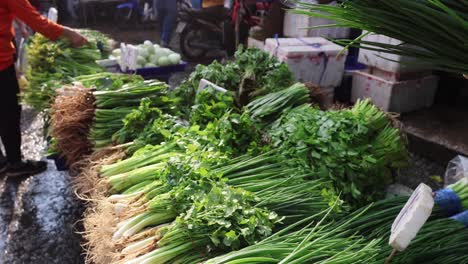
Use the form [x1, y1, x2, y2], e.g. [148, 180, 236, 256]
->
[247, 37, 265, 50]
[369, 67, 433, 82]
[264, 37, 329, 56]
[273, 39, 347, 87]
[96, 59, 120, 73]
[358, 32, 431, 73]
[351, 71, 439, 113]
[283, 0, 318, 8]
[283, 2, 350, 39]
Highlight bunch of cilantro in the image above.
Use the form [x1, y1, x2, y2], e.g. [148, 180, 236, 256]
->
[268, 101, 408, 207]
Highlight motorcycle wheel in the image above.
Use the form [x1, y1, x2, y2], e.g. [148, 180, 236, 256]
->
[223, 21, 236, 56]
[180, 25, 208, 61]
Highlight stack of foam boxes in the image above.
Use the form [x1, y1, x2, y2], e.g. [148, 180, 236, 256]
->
[283, 1, 350, 39]
[264, 37, 347, 106]
[352, 33, 439, 113]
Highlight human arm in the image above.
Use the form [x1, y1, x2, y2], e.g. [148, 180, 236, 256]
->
[15, 19, 29, 39]
[7, 0, 88, 47]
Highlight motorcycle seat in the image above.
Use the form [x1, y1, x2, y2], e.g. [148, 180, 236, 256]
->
[186, 6, 228, 23]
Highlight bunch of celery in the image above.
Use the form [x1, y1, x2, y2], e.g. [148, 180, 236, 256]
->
[23, 33, 105, 110]
[90, 80, 178, 148]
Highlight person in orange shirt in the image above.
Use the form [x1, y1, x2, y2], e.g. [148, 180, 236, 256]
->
[202, 0, 224, 8]
[0, 0, 88, 178]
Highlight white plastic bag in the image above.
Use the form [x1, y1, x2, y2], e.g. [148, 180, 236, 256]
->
[445, 155, 468, 186]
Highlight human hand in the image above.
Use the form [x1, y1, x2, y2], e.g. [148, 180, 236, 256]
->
[62, 27, 89, 47]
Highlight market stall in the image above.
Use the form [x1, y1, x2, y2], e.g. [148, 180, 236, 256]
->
[8, 1, 468, 263]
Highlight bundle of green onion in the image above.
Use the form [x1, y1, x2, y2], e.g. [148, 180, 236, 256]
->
[295, 0, 468, 74]
[48, 73, 145, 166]
[247, 83, 310, 124]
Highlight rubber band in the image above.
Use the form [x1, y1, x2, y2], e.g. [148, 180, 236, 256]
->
[297, 38, 322, 49]
[434, 188, 463, 216]
[318, 52, 328, 86]
[274, 34, 280, 57]
[450, 210, 468, 227]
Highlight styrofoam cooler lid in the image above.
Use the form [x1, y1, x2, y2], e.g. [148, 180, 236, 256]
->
[265, 37, 329, 49]
[277, 42, 347, 59]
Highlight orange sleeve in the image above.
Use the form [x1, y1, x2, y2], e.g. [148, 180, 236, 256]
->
[7, 0, 63, 40]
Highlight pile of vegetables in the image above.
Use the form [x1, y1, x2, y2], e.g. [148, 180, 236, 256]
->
[49, 73, 182, 169]
[206, 184, 468, 264]
[174, 47, 295, 115]
[294, 0, 468, 74]
[79, 78, 414, 264]
[33, 38, 466, 263]
[23, 30, 111, 110]
[111, 40, 182, 69]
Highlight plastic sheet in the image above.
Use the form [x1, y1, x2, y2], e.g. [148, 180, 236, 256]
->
[445, 155, 468, 186]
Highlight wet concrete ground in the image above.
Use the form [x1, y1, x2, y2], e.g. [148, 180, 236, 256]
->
[0, 109, 84, 264]
[402, 105, 468, 165]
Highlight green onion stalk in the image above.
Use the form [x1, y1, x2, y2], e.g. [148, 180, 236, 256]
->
[321, 196, 467, 264]
[377, 215, 468, 264]
[122, 181, 281, 264]
[213, 153, 346, 222]
[294, 0, 468, 74]
[113, 153, 344, 262]
[205, 200, 381, 264]
[447, 179, 468, 210]
[90, 80, 177, 149]
[74, 72, 143, 91]
[100, 143, 180, 177]
[247, 83, 311, 125]
[106, 151, 228, 242]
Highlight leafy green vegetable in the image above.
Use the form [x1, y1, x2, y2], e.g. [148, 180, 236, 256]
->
[174, 48, 295, 115]
[190, 87, 237, 128]
[23, 33, 106, 110]
[268, 100, 408, 206]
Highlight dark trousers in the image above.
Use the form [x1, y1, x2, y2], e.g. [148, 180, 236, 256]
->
[155, 0, 177, 45]
[0, 65, 22, 163]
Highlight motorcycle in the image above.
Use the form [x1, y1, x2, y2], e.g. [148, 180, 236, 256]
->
[177, 0, 255, 60]
[114, 0, 156, 28]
